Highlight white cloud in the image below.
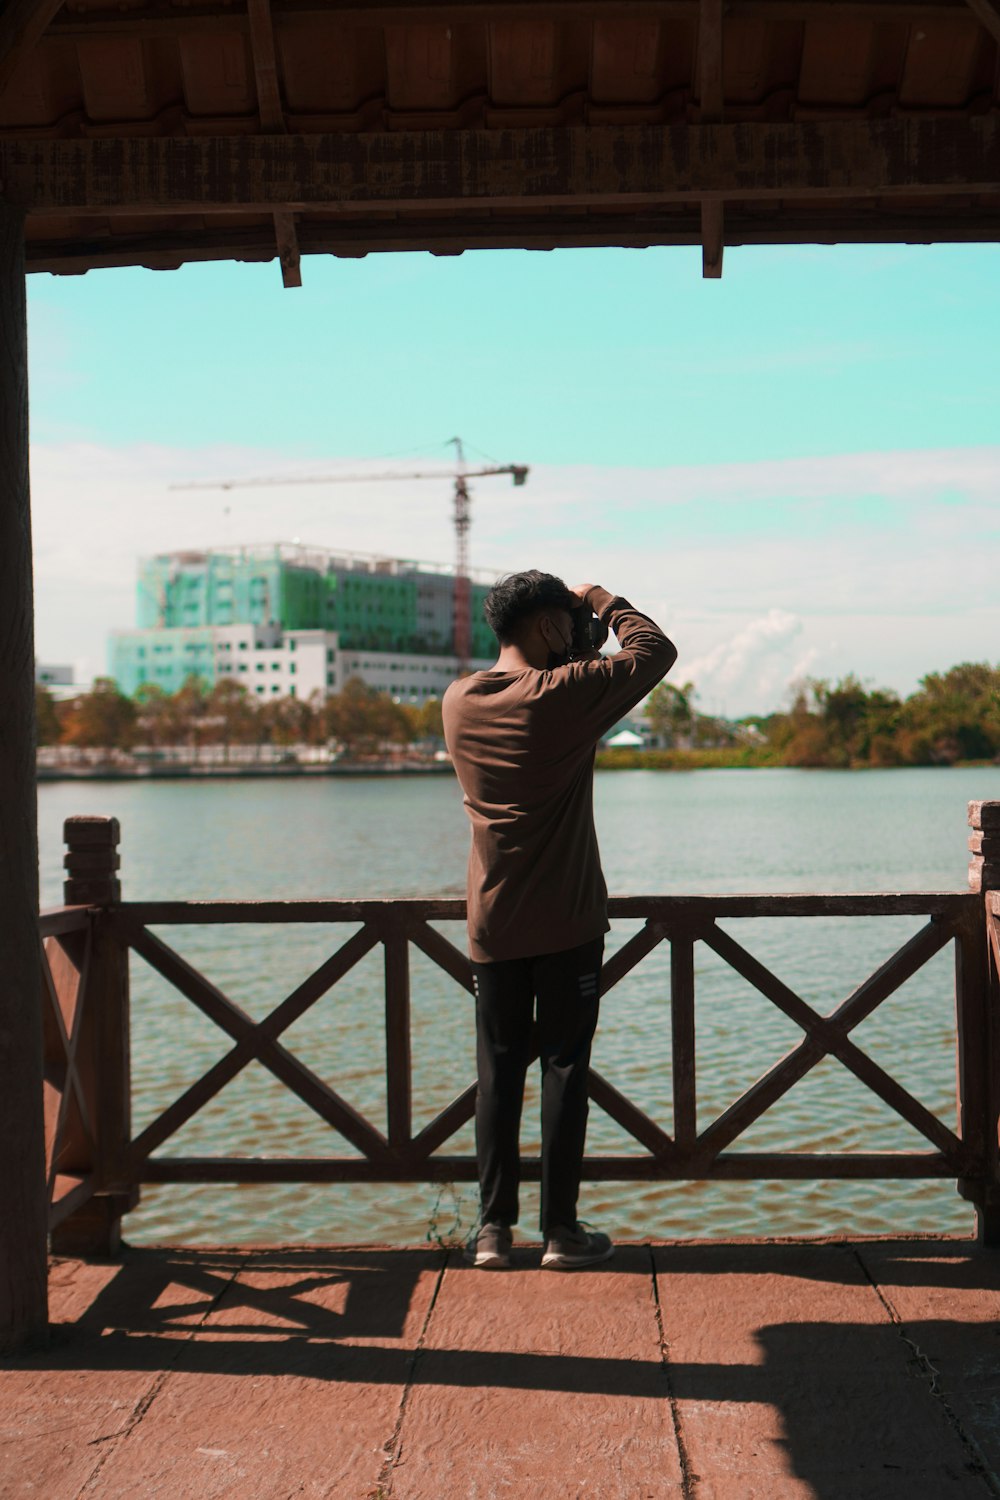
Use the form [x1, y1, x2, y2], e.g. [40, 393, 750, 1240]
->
[679, 610, 805, 715]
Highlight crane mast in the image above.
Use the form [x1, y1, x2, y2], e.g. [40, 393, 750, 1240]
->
[449, 437, 472, 671]
[171, 441, 529, 676]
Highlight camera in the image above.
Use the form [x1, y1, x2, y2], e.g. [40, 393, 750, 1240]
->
[570, 606, 609, 657]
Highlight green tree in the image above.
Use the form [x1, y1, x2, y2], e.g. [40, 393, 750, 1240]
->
[172, 675, 211, 755]
[416, 699, 443, 741]
[647, 680, 695, 746]
[773, 682, 830, 767]
[62, 678, 137, 750]
[207, 678, 256, 759]
[324, 677, 413, 757]
[899, 663, 1000, 765]
[134, 682, 183, 748]
[35, 685, 61, 746]
[813, 676, 868, 764]
[857, 687, 904, 767]
[258, 694, 317, 748]
[770, 676, 903, 768]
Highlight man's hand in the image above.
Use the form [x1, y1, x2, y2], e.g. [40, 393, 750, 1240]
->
[568, 584, 599, 605]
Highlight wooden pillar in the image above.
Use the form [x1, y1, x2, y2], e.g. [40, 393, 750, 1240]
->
[51, 816, 136, 1256]
[960, 800, 1000, 1246]
[969, 800, 1000, 897]
[0, 203, 48, 1352]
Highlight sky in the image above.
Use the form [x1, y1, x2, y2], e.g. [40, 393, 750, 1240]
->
[26, 240, 1000, 716]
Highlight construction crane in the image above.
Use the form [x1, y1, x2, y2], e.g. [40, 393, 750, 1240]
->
[171, 439, 529, 672]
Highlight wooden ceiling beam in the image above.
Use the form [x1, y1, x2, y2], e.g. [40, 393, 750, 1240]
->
[698, 0, 724, 277]
[698, 0, 723, 120]
[4, 120, 997, 214]
[0, 0, 66, 98]
[247, 0, 284, 131]
[701, 199, 723, 277]
[45, 0, 973, 37]
[263, 0, 967, 12]
[251, 0, 984, 12]
[963, 0, 1000, 43]
[245, 0, 300, 284]
[25, 206, 1000, 274]
[273, 208, 301, 286]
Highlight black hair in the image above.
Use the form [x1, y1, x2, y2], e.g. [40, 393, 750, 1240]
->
[483, 570, 575, 645]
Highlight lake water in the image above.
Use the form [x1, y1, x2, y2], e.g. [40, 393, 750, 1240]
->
[38, 766, 1000, 1247]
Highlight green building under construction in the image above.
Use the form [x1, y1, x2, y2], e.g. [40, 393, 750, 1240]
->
[136, 544, 494, 656]
[110, 544, 496, 701]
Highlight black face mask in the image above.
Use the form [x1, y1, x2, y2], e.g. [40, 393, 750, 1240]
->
[542, 611, 573, 670]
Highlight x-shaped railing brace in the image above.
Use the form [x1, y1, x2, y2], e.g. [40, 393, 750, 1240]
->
[40, 927, 98, 1193]
[118, 917, 392, 1171]
[692, 917, 965, 1169]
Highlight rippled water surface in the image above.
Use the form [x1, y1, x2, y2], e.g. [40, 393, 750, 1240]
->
[38, 766, 1000, 1245]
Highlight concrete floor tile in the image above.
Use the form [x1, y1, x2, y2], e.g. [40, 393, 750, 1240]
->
[653, 1241, 993, 1500]
[87, 1249, 442, 1500]
[855, 1239, 1000, 1483]
[389, 1247, 682, 1499]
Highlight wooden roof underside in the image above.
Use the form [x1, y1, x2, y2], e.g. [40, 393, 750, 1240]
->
[1, 0, 999, 281]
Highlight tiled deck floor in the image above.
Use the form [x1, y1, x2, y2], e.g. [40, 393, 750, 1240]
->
[5, 1238, 1000, 1499]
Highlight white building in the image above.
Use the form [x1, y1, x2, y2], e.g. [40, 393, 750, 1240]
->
[110, 621, 491, 703]
[336, 645, 492, 702]
[35, 663, 77, 701]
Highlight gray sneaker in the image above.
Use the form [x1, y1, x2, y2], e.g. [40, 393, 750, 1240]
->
[465, 1222, 513, 1270]
[541, 1222, 614, 1270]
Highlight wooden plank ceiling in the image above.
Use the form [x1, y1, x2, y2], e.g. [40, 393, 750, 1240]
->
[0, 0, 998, 280]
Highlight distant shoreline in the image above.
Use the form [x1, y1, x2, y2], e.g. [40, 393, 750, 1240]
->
[36, 754, 999, 781]
[595, 748, 999, 772]
[36, 761, 456, 782]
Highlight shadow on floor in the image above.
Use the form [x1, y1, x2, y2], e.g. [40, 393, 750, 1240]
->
[11, 1241, 998, 1499]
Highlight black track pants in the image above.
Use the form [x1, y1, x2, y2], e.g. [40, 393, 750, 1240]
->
[472, 937, 603, 1234]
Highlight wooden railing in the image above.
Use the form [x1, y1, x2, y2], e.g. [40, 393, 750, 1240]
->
[39, 807, 1000, 1253]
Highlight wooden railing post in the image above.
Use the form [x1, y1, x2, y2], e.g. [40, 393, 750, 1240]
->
[969, 801, 1000, 898]
[383, 916, 412, 1155]
[958, 800, 1000, 1246]
[51, 816, 136, 1256]
[671, 930, 697, 1148]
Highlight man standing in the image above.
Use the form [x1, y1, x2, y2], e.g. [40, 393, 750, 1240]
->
[443, 572, 676, 1270]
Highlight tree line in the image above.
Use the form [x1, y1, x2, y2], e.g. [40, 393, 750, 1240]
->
[645, 661, 1000, 767]
[37, 659, 1000, 767]
[37, 676, 444, 759]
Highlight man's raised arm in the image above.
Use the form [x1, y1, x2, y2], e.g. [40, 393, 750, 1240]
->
[561, 583, 677, 742]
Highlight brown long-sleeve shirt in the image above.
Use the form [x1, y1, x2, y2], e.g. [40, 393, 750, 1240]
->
[442, 586, 677, 962]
